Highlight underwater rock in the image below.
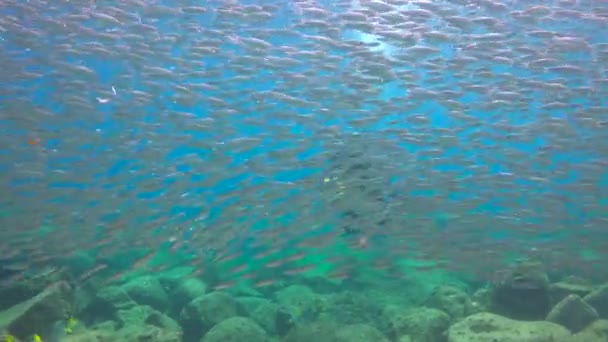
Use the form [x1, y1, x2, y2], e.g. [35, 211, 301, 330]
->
[169, 277, 207, 313]
[66, 305, 182, 342]
[323, 291, 384, 328]
[281, 319, 340, 342]
[0, 281, 72, 341]
[556, 319, 608, 342]
[200, 316, 269, 342]
[334, 323, 390, 342]
[275, 285, 322, 323]
[179, 291, 240, 341]
[583, 283, 608, 319]
[275, 306, 295, 336]
[235, 296, 284, 335]
[122, 275, 170, 313]
[64, 323, 182, 342]
[546, 294, 598, 333]
[382, 306, 450, 342]
[491, 261, 551, 320]
[447, 312, 571, 342]
[426, 285, 473, 322]
[470, 288, 492, 314]
[82, 286, 136, 324]
[236, 296, 271, 316]
[0, 277, 50, 312]
[114, 305, 181, 332]
[550, 276, 595, 306]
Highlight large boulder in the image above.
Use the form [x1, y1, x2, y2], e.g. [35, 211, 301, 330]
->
[63, 322, 181, 342]
[179, 292, 241, 341]
[546, 294, 598, 333]
[470, 288, 492, 314]
[81, 286, 136, 324]
[491, 261, 551, 320]
[447, 312, 571, 342]
[550, 276, 594, 306]
[584, 283, 608, 318]
[426, 286, 473, 322]
[557, 319, 608, 342]
[113, 305, 180, 332]
[0, 277, 47, 312]
[335, 323, 390, 342]
[201, 317, 269, 342]
[323, 291, 384, 328]
[122, 276, 169, 313]
[275, 285, 322, 323]
[282, 319, 340, 342]
[169, 278, 207, 314]
[235, 296, 293, 336]
[0, 281, 72, 341]
[382, 306, 450, 342]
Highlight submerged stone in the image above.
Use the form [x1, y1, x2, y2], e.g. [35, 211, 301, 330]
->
[383, 306, 450, 342]
[179, 292, 240, 341]
[546, 294, 598, 333]
[557, 319, 608, 342]
[550, 276, 595, 306]
[201, 316, 269, 342]
[491, 261, 551, 320]
[335, 323, 390, 342]
[0, 281, 72, 340]
[584, 283, 608, 319]
[447, 312, 570, 342]
[426, 285, 473, 322]
[122, 275, 169, 313]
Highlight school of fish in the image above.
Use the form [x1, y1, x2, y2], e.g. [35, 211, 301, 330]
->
[0, 0, 607, 291]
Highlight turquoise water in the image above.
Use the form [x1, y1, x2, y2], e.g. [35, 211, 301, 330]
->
[1, 0, 608, 341]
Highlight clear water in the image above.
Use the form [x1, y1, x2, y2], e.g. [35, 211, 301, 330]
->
[0, 0, 607, 341]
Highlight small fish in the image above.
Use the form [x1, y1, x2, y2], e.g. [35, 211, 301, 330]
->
[212, 281, 236, 291]
[253, 279, 275, 288]
[357, 235, 368, 248]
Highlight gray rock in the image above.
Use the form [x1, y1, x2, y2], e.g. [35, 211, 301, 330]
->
[556, 319, 608, 342]
[447, 312, 571, 342]
[281, 319, 340, 342]
[122, 276, 169, 312]
[236, 296, 286, 335]
[84, 285, 136, 322]
[491, 261, 551, 320]
[335, 323, 390, 342]
[470, 288, 491, 314]
[201, 317, 269, 342]
[275, 285, 321, 323]
[324, 291, 384, 327]
[426, 286, 472, 322]
[179, 292, 240, 340]
[0, 281, 72, 341]
[114, 305, 181, 332]
[170, 278, 207, 312]
[584, 283, 608, 318]
[383, 306, 450, 342]
[275, 306, 295, 336]
[546, 294, 598, 332]
[550, 276, 594, 306]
